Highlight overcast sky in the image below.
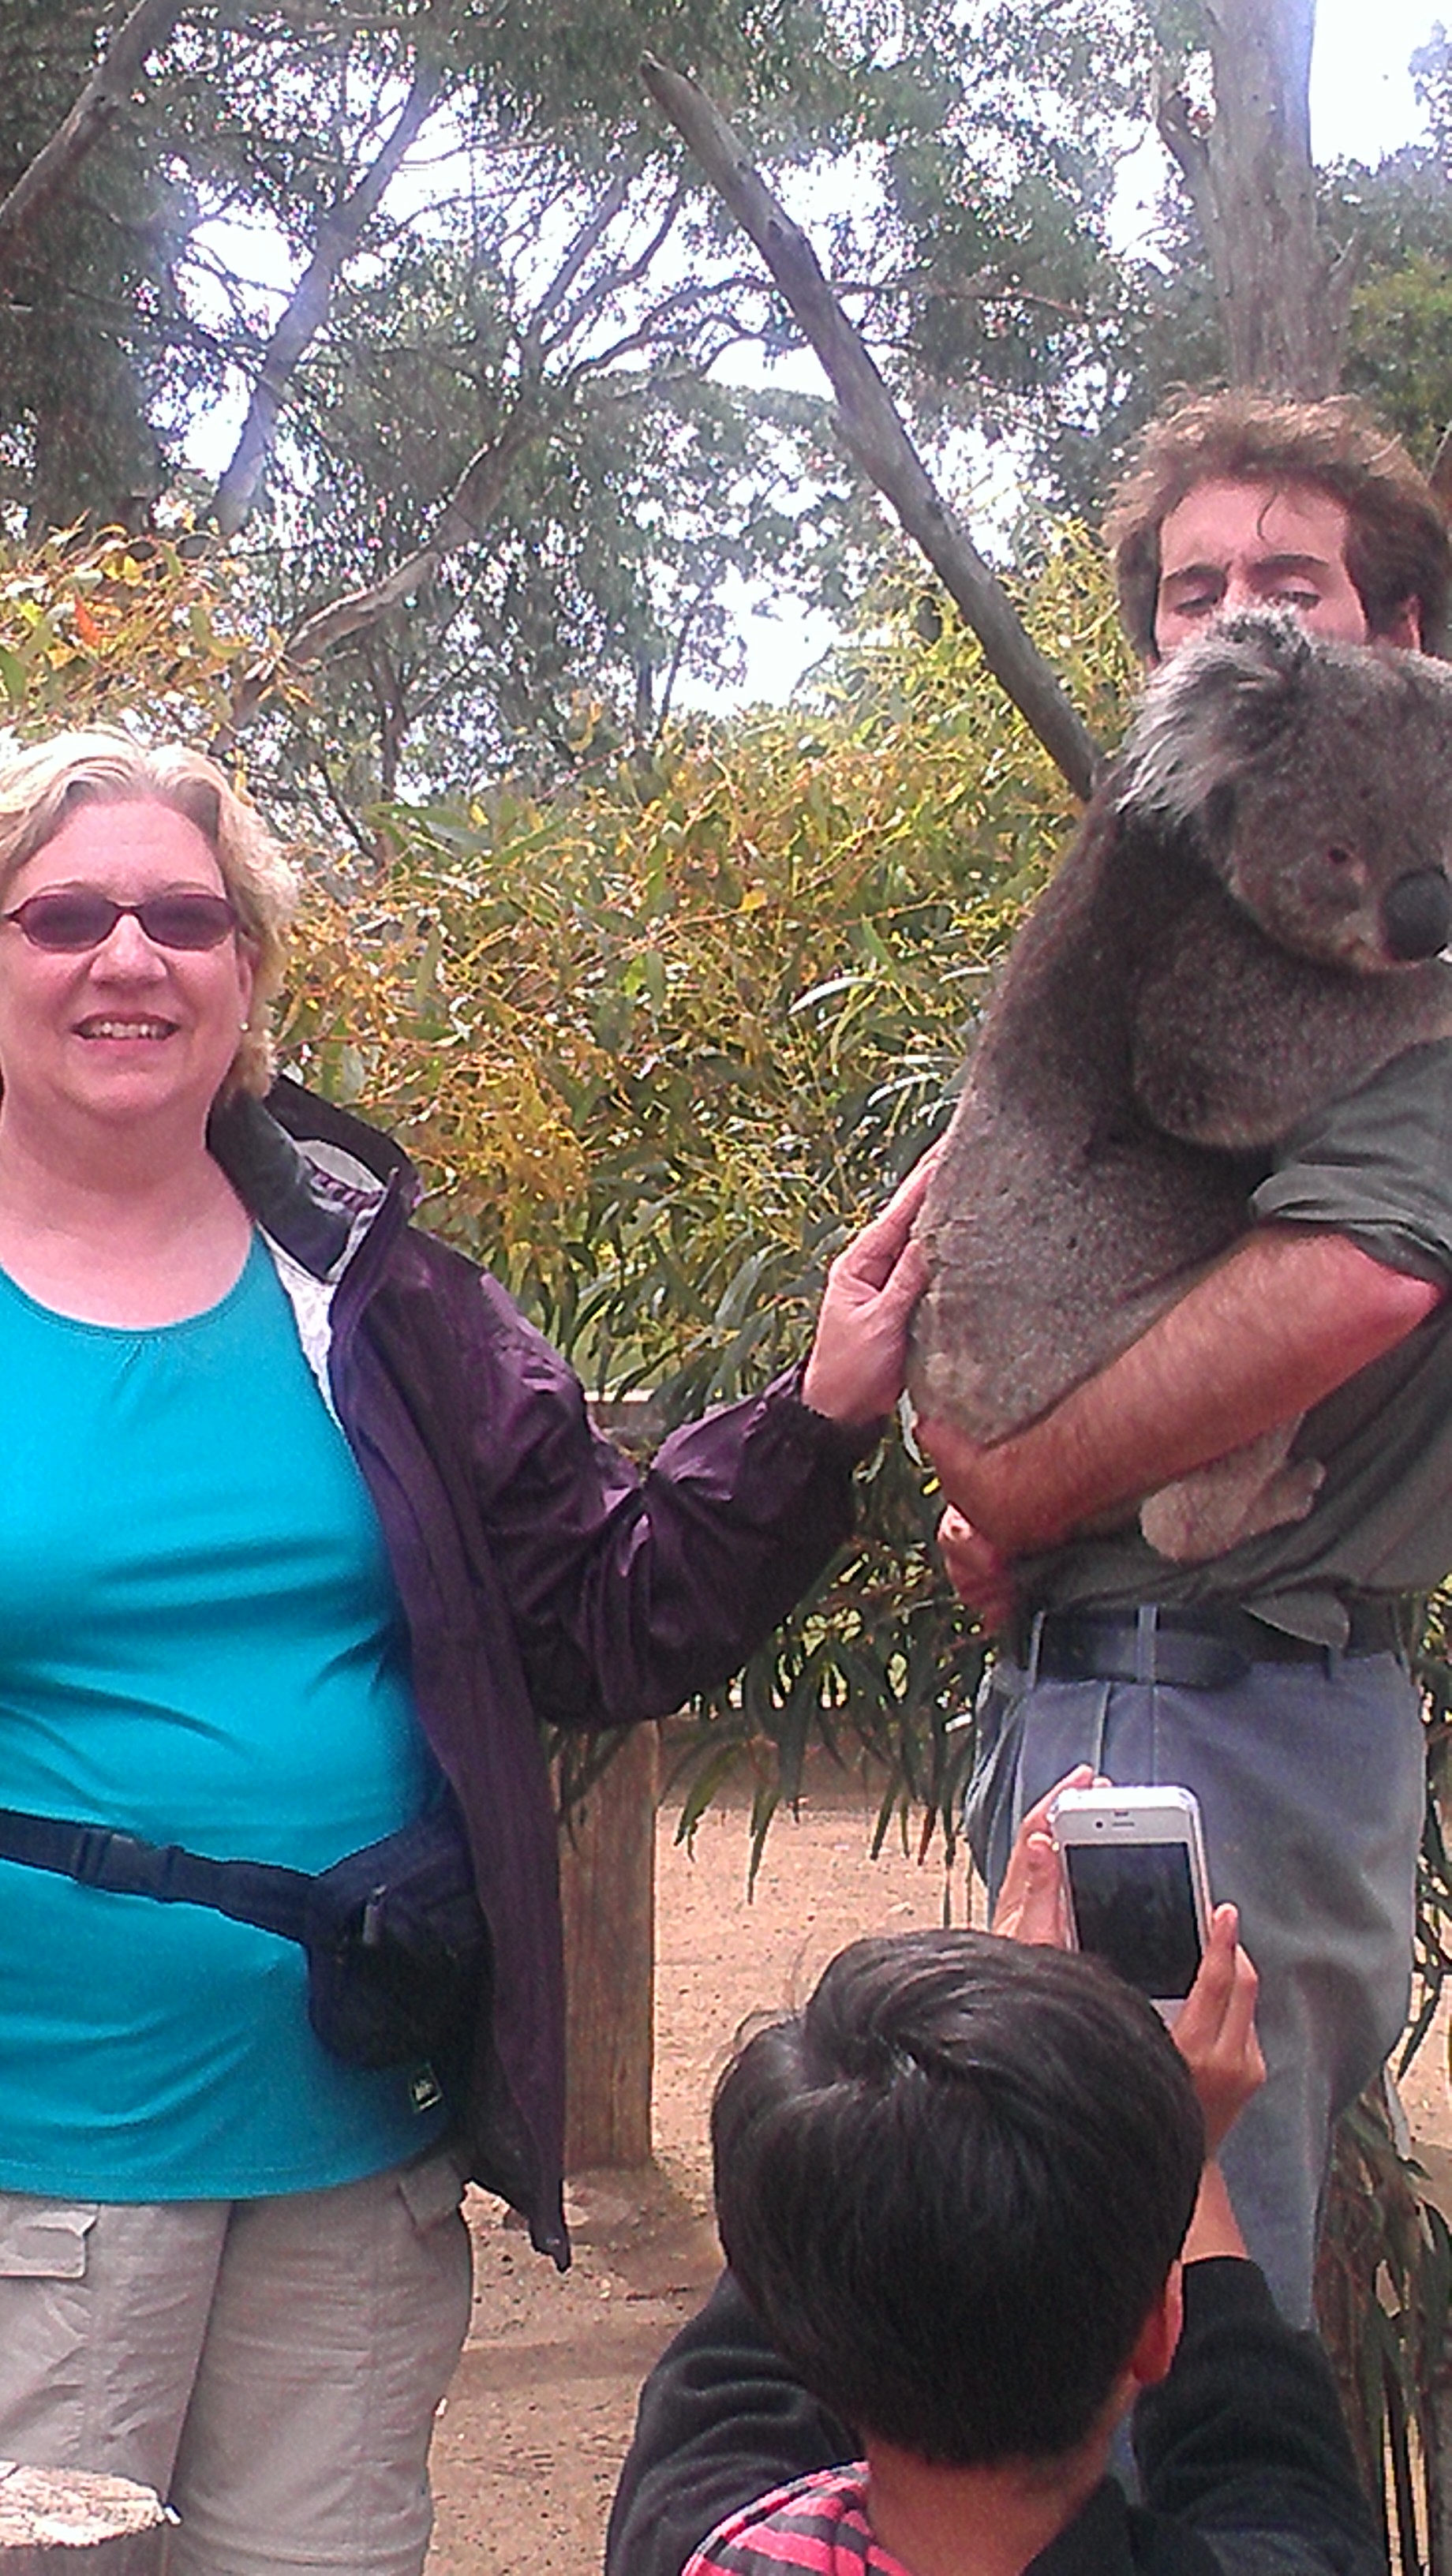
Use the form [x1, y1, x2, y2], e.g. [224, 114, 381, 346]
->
[1312, 0, 1442, 159]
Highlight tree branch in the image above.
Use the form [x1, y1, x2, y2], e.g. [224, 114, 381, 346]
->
[520, 170, 634, 371]
[0, 0, 189, 268]
[639, 54, 1099, 801]
[211, 414, 535, 756]
[1155, 77, 1214, 238]
[210, 49, 443, 538]
[215, 161, 649, 738]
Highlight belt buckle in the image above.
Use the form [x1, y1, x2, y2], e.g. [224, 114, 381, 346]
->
[72, 1825, 153, 1892]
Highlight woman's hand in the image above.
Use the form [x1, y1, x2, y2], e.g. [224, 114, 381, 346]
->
[800, 1152, 937, 1427]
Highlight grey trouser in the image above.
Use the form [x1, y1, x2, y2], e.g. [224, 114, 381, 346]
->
[967, 1646, 1425, 2326]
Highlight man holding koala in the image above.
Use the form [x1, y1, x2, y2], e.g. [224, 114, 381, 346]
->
[921, 388, 1452, 2327]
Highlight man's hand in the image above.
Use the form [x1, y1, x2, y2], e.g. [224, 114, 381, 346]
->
[937, 1503, 1016, 1633]
[919, 1412, 1066, 1557]
[801, 1151, 937, 1427]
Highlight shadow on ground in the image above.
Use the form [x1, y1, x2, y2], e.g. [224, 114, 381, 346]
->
[428, 2167, 720, 2576]
[426, 1777, 964, 2574]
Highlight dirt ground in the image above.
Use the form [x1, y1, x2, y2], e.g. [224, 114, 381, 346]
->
[424, 1776, 1452, 2576]
[425, 1777, 967, 2575]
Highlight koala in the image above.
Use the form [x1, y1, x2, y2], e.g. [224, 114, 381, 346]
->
[908, 612, 1452, 1563]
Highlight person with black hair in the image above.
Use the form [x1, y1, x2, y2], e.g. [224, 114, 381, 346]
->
[606, 1785, 1381, 2576]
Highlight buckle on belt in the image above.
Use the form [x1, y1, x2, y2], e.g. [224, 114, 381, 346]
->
[70, 1826, 165, 1896]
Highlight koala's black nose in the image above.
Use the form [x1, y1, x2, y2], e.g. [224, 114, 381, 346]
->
[1383, 868, 1452, 960]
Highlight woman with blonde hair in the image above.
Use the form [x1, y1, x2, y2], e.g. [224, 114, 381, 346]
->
[0, 728, 928, 2576]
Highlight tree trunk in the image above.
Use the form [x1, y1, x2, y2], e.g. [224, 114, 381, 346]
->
[0, 0, 186, 271]
[0, 2462, 167, 2570]
[559, 1722, 660, 2172]
[1158, 0, 1352, 393]
[641, 55, 1102, 803]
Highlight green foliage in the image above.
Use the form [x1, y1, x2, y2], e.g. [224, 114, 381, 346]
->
[1345, 255, 1452, 466]
[279, 533, 1117, 1334]
[1310, 49, 1452, 469]
[276, 534, 1128, 1856]
[0, 4, 901, 795]
[1316, 2087, 1452, 2568]
[0, 3, 193, 528]
[0, 1, 1193, 811]
[0, 519, 283, 736]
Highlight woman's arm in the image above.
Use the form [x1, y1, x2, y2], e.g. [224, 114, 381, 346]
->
[471, 1158, 934, 1728]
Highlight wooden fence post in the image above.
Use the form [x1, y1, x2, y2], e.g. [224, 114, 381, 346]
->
[0, 2463, 168, 2570]
[559, 1720, 661, 2171]
[558, 1391, 672, 2174]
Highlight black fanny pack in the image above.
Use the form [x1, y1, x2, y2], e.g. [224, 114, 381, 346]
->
[0, 1794, 488, 2076]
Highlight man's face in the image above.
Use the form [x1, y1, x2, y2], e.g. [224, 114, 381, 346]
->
[1151, 477, 1420, 659]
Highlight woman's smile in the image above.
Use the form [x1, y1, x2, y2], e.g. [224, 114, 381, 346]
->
[0, 799, 253, 1151]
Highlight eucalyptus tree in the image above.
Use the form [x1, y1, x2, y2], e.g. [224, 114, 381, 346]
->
[0, 0, 1161, 814]
[4, 1, 1446, 811]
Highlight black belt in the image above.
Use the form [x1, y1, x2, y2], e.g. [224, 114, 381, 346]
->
[1013, 1599, 1405, 1691]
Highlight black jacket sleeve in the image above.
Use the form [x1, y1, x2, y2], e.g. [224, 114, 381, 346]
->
[1132, 2260, 1383, 2574]
[608, 2263, 1383, 2576]
[604, 2271, 855, 2576]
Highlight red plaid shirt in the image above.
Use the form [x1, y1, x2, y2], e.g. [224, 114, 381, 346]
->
[684, 2467, 910, 2575]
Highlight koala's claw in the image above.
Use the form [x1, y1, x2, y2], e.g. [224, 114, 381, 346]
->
[1140, 1439, 1325, 1563]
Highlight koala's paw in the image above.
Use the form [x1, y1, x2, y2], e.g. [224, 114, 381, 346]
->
[1140, 1443, 1324, 1563]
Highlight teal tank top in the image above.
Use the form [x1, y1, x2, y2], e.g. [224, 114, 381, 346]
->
[0, 1233, 447, 2197]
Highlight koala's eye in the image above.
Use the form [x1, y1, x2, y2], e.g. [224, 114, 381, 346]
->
[1327, 847, 1355, 867]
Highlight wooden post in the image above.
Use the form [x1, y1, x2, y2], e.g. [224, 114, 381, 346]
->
[559, 1720, 660, 2171]
[559, 1392, 669, 2174]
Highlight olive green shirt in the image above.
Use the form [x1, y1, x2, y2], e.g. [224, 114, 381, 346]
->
[1024, 1039, 1452, 1646]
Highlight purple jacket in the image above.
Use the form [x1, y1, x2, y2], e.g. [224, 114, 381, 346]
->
[211, 1080, 873, 2265]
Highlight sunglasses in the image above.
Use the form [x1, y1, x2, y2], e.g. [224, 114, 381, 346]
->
[0, 889, 239, 953]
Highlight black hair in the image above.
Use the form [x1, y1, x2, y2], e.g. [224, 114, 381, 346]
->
[711, 1929, 1203, 2467]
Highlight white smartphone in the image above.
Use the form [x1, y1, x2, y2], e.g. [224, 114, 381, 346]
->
[1049, 1784, 1212, 2021]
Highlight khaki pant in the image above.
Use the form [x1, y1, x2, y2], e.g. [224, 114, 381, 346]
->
[0, 2151, 472, 2576]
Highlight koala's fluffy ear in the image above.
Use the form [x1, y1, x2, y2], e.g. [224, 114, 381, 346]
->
[1113, 610, 1314, 829]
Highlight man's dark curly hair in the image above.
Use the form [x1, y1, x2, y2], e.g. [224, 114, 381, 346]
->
[1106, 389, 1451, 659]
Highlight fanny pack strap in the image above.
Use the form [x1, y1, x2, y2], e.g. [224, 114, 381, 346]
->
[0, 1804, 338, 1950]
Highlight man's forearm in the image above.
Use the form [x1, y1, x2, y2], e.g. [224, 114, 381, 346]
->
[921, 1227, 1441, 1555]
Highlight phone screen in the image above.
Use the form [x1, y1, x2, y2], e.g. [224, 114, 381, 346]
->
[1062, 1840, 1202, 2000]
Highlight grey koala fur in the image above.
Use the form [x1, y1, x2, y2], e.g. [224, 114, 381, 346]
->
[908, 612, 1452, 1562]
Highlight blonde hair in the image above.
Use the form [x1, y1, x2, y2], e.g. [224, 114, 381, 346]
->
[0, 730, 298, 1099]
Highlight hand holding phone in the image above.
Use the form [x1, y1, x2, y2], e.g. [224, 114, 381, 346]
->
[1172, 1901, 1264, 2151]
[989, 1764, 1097, 1945]
[1050, 1784, 1212, 2021]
